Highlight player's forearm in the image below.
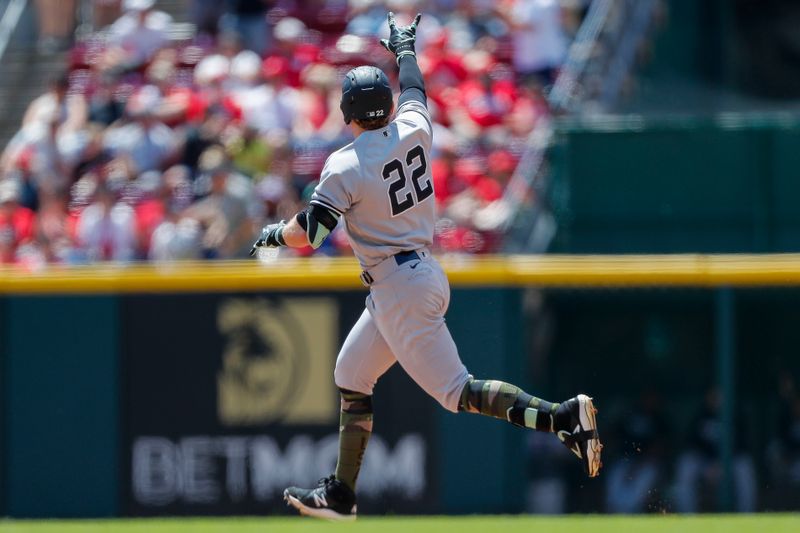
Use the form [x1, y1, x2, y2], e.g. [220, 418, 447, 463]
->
[251, 203, 339, 255]
[281, 216, 311, 248]
[398, 55, 426, 104]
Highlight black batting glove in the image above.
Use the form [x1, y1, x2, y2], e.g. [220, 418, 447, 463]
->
[249, 221, 286, 256]
[380, 12, 422, 65]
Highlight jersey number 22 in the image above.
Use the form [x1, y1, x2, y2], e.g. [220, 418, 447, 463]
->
[382, 145, 433, 216]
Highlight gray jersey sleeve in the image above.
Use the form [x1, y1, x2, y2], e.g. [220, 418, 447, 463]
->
[310, 150, 357, 216]
[395, 99, 433, 138]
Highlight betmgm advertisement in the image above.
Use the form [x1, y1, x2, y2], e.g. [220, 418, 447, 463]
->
[121, 293, 438, 515]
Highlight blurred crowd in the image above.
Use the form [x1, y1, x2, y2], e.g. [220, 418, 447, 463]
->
[1, 0, 588, 266]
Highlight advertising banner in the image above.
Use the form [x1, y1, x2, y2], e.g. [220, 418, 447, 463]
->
[121, 292, 439, 516]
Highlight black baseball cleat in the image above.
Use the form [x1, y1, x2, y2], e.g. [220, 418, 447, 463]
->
[283, 475, 357, 521]
[555, 394, 603, 478]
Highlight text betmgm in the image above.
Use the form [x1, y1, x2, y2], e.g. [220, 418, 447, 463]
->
[132, 433, 426, 506]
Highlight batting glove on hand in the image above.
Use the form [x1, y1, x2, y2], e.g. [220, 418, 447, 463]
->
[380, 12, 421, 64]
[249, 221, 286, 256]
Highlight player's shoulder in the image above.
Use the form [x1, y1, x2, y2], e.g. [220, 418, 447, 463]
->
[321, 141, 358, 179]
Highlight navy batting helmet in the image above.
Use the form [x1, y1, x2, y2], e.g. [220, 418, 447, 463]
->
[340, 66, 393, 125]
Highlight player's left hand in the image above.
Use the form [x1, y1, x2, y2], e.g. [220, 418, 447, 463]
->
[380, 12, 421, 63]
[249, 221, 286, 256]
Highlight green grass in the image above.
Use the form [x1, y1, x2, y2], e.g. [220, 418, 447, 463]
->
[0, 515, 798, 533]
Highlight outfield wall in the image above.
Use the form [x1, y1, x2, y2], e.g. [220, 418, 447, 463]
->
[1, 256, 800, 517]
[0, 259, 529, 518]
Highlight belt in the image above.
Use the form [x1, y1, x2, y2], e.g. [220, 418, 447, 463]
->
[394, 250, 420, 266]
[360, 249, 427, 286]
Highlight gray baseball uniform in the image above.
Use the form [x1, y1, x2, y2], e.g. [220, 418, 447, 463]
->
[312, 99, 471, 413]
[278, 19, 600, 519]
[311, 99, 435, 269]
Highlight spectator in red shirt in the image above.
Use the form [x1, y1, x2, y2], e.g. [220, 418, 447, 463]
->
[132, 169, 167, 254]
[457, 51, 516, 130]
[265, 17, 317, 88]
[35, 187, 75, 263]
[293, 63, 344, 141]
[0, 180, 37, 264]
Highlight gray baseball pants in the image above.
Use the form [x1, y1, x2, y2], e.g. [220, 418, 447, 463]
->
[334, 249, 471, 412]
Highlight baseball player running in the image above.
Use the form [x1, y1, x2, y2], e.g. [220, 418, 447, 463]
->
[250, 12, 602, 520]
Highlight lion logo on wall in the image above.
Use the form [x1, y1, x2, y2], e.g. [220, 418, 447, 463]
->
[217, 297, 338, 426]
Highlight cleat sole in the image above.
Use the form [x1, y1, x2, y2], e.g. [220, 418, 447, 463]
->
[284, 492, 356, 522]
[577, 394, 603, 478]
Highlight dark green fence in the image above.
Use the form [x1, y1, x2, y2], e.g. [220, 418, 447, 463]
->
[550, 115, 800, 254]
[1, 279, 798, 516]
[642, 0, 800, 101]
[1, 297, 119, 518]
[0, 288, 526, 518]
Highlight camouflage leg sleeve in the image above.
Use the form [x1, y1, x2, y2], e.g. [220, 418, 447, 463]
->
[458, 378, 559, 432]
[335, 388, 374, 491]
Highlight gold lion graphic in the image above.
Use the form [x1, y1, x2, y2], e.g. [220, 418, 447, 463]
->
[217, 299, 306, 426]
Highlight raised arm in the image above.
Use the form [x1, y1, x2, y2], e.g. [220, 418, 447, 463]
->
[381, 12, 427, 108]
